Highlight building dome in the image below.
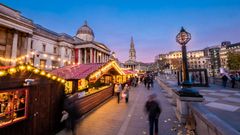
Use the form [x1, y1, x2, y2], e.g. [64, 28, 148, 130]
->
[76, 21, 94, 41]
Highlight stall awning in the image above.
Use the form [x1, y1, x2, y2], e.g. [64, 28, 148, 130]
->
[123, 69, 137, 75]
[50, 63, 104, 80]
[51, 60, 125, 82]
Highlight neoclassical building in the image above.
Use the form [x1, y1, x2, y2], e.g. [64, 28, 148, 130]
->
[0, 4, 111, 70]
[155, 49, 210, 74]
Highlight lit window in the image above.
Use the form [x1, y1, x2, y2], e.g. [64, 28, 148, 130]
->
[0, 89, 28, 128]
[40, 59, 46, 69]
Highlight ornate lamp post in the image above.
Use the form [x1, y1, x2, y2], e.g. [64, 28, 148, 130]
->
[176, 27, 191, 87]
[176, 27, 201, 97]
[175, 27, 203, 124]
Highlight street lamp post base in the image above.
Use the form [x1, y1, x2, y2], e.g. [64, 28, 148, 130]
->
[178, 80, 203, 97]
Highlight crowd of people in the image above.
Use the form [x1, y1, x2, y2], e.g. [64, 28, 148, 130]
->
[114, 73, 162, 135]
[222, 72, 240, 88]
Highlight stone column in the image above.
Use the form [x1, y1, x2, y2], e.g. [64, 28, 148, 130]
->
[96, 51, 99, 63]
[60, 46, 65, 67]
[84, 48, 87, 64]
[11, 31, 18, 66]
[90, 48, 93, 63]
[26, 35, 32, 63]
[79, 48, 82, 64]
[104, 54, 106, 62]
[93, 49, 96, 63]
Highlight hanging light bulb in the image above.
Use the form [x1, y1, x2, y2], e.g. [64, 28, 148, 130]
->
[0, 70, 7, 77]
[46, 73, 51, 78]
[33, 69, 40, 74]
[19, 65, 26, 71]
[9, 68, 17, 74]
[40, 71, 46, 75]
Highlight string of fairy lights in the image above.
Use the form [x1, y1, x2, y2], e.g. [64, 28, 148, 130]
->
[0, 64, 66, 84]
[0, 51, 77, 69]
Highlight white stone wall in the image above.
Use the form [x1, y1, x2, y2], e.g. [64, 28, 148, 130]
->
[30, 35, 75, 70]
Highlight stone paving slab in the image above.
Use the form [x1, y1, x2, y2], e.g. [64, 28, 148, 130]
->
[157, 76, 240, 132]
[57, 82, 183, 135]
[205, 102, 240, 112]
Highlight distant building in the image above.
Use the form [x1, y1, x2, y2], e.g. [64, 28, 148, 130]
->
[155, 41, 240, 76]
[123, 37, 148, 72]
[0, 4, 111, 70]
[124, 37, 138, 70]
[219, 41, 240, 70]
[155, 49, 209, 74]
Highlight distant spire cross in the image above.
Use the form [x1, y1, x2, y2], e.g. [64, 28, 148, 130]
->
[84, 20, 88, 25]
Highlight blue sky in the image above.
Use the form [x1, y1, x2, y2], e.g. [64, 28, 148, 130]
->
[1, 0, 240, 62]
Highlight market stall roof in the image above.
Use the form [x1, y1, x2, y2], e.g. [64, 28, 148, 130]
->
[50, 63, 104, 80]
[0, 66, 12, 70]
[51, 60, 125, 82]
[122, 69, 138, 75]
[0, 64, 66, 83]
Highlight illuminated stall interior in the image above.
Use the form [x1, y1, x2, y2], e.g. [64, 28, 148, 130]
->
[0, 64, 65, 134]
[51, 60, 125, 97]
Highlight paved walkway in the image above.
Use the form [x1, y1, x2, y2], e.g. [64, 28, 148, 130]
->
[57, 81, 184, 135]
[157, 76, 240, 132]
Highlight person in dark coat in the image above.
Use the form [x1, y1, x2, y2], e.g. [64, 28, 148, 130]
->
[145, 94, 161, 135]
[222, 74, 228, 88]
[64, 97, 79, 135]
[230, 74, 236, 88]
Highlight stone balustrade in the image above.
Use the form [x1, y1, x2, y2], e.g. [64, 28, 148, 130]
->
[188, 103, 240, 135]
[156, 77, 240, 135]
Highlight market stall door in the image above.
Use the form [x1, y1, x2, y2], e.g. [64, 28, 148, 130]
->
[32, 84, 51, 135]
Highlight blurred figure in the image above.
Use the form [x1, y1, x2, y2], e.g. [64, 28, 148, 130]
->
[230, 74, 236, 88]
[123, 84, 129, 103]
[145, 94, 161, 135]
[114, 83, 122, 104]
[222, 74, 228, 88]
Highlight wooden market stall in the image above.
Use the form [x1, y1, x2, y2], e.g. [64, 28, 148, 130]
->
[0, 65, 66, 135]
[50, 60, 125, 117]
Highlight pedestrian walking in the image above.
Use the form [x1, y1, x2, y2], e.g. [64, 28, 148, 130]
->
[63, 98, 79, 135]
[230, 74, 236, 88]
[147, 78, 151, 90]
[145, 94, 161, 135]
[222, 74, 228, 88]
[144, 77, 147, 87]
[123, 84, 129, 103]
[114, 83, 122, 104]
[150, 77, 154, 88]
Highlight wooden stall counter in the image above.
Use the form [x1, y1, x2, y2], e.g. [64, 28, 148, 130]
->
[70, 85, 114, 117]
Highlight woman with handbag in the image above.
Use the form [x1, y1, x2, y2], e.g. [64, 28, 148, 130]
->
[122, 84, 129, 103]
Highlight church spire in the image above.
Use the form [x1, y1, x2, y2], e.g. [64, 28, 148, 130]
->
[129, 36, 136, 61]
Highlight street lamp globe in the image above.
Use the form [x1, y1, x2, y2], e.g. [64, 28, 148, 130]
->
[176, 27, 191, 45]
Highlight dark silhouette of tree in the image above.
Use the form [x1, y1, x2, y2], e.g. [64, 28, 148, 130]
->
[227, 51, 240, 71]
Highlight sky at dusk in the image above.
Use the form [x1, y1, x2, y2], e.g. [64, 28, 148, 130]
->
[1, 0, 240, 62]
